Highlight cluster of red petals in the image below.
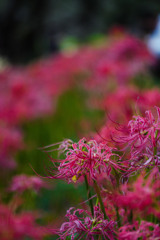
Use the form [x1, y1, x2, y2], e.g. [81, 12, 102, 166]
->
[53, 206, 116, 240]
[103, 88, 160, 121]
[47, 138, 121, 183]
[118, 221, 160, 240]
[114, 169, 160, 214]
[109, 107, 160, 174]
[94, 87, 160, 145]
[0, 69, 54, 124]
[85, 35, 154, 90]
[0, 204, 47, 240]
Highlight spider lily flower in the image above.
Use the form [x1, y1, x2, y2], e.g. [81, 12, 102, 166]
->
[118, 221, 160, 240]
[46, 138, 121, 183]
[53, 206, 116, 240]
[0, 203, 47, 240]
[0, 123, 23, 170]
[9, 174, 48, 193]
[108, 168, 160, 221]
[114, 107, 160, 171]
[114, 174, 153, 212]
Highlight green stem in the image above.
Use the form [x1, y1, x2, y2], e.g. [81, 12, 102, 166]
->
[154, 130, 158, 156]
[94, 180, 109, 220]
[128, 210, 133, 224]
[98, 236, 102, 240]
[84, 175, 94, 217]
[113, 168, 120, 189]
[115, 206, 121, 227]
[151, 214, 156, 224]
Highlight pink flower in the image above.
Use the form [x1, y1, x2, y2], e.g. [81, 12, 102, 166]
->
[9, 174, 48, 193]
[119, 221, 160, 240]
[110, 168, 160, 220]
[0, 122, 23, 170]
[114, 107, 160, 172]
[46, 138, 121, 183]
[53, 206, 116, 240]
[114, 174, 153, 212]
[0, 203, 47, 240]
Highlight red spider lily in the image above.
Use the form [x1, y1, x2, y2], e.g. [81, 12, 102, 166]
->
[0, 123, 23, 170]
[9, 174, 48, 193]
[95, 87, 160, 146]
[46, 138, 121, 183]
[118, 221, 160, 240]
[0, 69, 53, 124]
[53, 206, 116, 240]
[0, 204, 47, 240]
[114, 174, 153, 212]
[105, 167, 160, 224]
[113, 107, 160, 172]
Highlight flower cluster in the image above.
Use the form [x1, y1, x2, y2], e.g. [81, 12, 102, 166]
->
[9, 174, 48, 193]
[114, 107, 160, 172]
[47, 138, 121, 183]
[119, 221, 160, 239]
[54, 206, 116, 240]
[85, 34, 154, 90]
[111, 168, 160, 219]
[47, 107, 160, 239]
[0, 203, 47, 240]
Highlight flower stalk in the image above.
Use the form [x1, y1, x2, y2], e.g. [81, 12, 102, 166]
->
[94, 180, 109, 220]
[84, 175, 94, 217]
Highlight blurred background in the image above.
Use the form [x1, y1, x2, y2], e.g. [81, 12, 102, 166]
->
[0, 0, 160, 64]
[0, 1, 160, 239]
